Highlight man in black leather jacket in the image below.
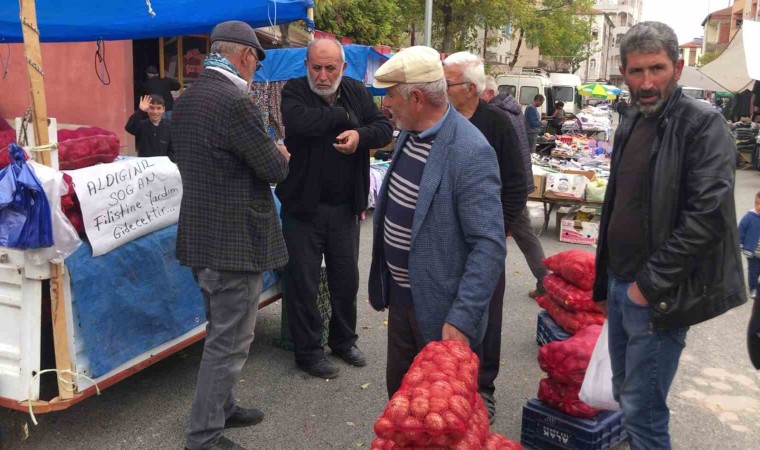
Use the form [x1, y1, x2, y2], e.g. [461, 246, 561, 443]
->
[593, 22, 746, 450]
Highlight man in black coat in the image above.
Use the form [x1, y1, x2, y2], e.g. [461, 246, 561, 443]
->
[141, 65, 181, 118]
[172, 21, 290, 450]
[278, 38, 392, 379]
[594, 22, 745, 449]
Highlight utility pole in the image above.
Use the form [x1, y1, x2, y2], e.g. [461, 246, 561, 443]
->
[424, 0, 433, 47]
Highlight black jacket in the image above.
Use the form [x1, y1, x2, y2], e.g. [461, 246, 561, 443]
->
[125, 111, 173, 160]
[469, 99, 528, 229]
[277, 77, 393, 218]
[593, 87, 747, 330]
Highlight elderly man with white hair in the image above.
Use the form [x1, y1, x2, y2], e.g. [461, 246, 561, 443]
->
[443, 51, 527, 422]
[367, 46, 507, 397]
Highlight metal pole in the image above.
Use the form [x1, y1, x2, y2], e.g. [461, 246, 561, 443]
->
[424, 0, 433, 47]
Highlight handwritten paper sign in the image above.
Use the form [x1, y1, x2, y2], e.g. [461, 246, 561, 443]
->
[66, 157, 182, 256]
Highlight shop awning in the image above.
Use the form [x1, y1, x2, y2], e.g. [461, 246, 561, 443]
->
[0, 0, 314, 43]
[699, 20, 760, 93]
[678, 66, 730, 93]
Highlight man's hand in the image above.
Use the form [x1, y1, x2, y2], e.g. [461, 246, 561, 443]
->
[627, 282, 649, 306]
[276, 143, 291, 162]
[597, 300, 608, 317]
[138, 95, 152, 112]
[442, 323, 470, 346]
[333, 130, 360, 154]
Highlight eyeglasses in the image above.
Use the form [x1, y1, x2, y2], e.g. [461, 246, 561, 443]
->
[446, 81, 470, 90]
[249, 47, 262, 71]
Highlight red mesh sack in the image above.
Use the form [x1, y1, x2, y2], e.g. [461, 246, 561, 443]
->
[535, 295, 604, 335]
[484, 433, 523, 450]
[60, 173, 85, 234]
[542, 250, 596, 290]
[538, 325, 601, 386]
[370, 438, 395, 450]
[0, 129, 24, 169]
[374, 341, 480, 448]
[58, 127, 120, 170]
[538, 378, 600, 419]
[542, 274, 600, 313]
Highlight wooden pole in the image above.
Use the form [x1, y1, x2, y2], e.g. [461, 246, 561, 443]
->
[18, 0, 74, 401]
[159, 37, 165, 77]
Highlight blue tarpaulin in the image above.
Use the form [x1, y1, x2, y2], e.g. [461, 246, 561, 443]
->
[66, 223, 280, 378]
[0, 0, 314, 43]
[256, 45, 388, 95]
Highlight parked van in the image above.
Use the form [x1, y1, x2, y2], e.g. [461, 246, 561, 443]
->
[495, 68, 556, 117]
[549, 73, 582, 114]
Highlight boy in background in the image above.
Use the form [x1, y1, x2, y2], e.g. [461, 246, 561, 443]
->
[739, 191, 760, 298]
[125, 94, 173, 160]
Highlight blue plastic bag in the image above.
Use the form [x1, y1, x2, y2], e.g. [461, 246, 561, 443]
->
[0, 144, 53, 249]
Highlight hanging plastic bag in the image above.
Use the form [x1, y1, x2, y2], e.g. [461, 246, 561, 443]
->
[26, 161, 82, 264]
[0, 144, 54, 249]
[579, 320, 621, 411]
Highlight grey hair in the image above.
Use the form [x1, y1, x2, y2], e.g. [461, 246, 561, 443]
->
[396, 79, 449, 107]
[443, 51, 486, 94]
[484, 76, 497, 91]
[306, 38, 346, 62]
[210, 40, 248, 57]
[619, 21, 680, 69]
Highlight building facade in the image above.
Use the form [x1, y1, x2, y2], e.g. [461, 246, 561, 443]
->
[583, 0, 644, 85]
[575, 11, 615, 83]
[679, 39, 704, 67]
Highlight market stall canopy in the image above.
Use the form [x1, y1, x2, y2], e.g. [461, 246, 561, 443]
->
[0, 0, 314, 43]
[256, 45, 389, 92]
[699, 20, 760, 93]
[577, 83, 621, 99]
[678, 66, 729, 93]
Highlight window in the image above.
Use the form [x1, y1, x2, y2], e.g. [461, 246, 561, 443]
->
[519, 86, 539, 105]
[498, 84, 516, 97]
[590, 59, 597, 70]
[553, 86, 575, 103]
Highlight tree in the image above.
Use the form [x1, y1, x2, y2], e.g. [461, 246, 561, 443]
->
[313, 0, 407, 46]
[698, 50, 721, 67]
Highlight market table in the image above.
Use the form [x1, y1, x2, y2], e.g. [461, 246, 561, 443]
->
[532, 196, 604, 232]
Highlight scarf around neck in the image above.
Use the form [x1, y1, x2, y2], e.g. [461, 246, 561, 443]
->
[204, 52, 243, 79]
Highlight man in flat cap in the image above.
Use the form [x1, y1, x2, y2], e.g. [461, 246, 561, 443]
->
[367, 46, 506, 396]
[172, 20, 290, 450]
[277, 38, 392, 379]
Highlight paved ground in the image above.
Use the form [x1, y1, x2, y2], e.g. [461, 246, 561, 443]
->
[2, 140, 759, 450]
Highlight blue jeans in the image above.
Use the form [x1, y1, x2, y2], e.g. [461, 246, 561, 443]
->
[747, 257, 760, 291]
[607, 275, 688, 450]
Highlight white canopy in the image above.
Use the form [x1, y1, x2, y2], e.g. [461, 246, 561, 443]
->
[699, 21, 760, 92]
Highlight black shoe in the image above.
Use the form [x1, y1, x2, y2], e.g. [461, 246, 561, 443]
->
[224, 406, 264, 429]
[333, 345, 367, 367]
[298, 358, 340, 378]
[184, 436, 249, 450]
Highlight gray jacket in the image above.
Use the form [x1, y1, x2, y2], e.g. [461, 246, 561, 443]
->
[490, 92, 534, 192]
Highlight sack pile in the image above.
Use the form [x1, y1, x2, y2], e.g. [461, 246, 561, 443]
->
[537, 325, 602, 418]
[537, 251, 604, 334]
[372, 340, 522, 450]
[58, 127, 119, 170]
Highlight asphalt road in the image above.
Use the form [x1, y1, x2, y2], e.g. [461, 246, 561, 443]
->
[2, 149, 759, 450]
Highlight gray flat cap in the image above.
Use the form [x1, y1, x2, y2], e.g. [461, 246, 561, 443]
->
[210, 20, 266, 61]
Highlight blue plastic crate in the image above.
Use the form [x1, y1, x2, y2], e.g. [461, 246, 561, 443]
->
[536, 310, 572, 346]
[520, 398, 627, 450]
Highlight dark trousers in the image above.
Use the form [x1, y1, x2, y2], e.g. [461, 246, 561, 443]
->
[748, 257, 760, 291]
[474, 270, 506, 396]
[281, 203, 360, 366]
[185, 269, 263, 450]
[510, 207, 548, 290]
[386, 278, 423, 398]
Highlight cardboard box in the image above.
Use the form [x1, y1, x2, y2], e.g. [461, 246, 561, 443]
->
[529, 174, 546, 199]
[560, 169, 597, 181]
[559, 207, 600, 246]
[544, 173, 588, 200]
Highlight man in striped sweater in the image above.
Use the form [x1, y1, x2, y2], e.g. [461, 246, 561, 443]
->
[368, 46, 507, 396]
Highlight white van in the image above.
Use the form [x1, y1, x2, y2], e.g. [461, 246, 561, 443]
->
[549, 73, 582, 115]
[495, 68, 556, 117]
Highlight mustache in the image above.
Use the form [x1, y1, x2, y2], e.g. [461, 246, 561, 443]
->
[635, 89, 660, 98]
